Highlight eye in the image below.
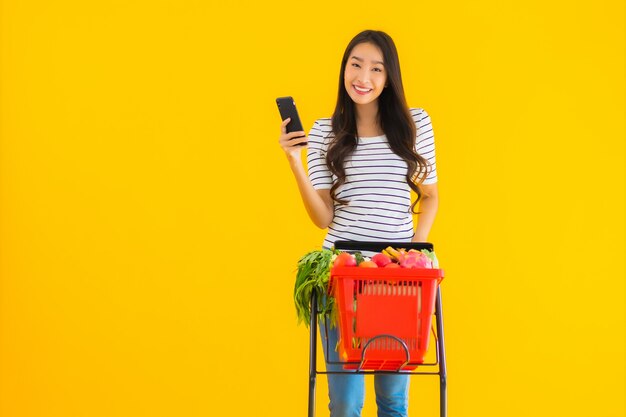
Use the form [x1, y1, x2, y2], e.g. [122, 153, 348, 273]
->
[373, 68, 383, 72]
[351, 63, 360, 68]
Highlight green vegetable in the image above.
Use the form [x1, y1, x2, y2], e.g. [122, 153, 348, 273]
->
[354, 251, 365, 265]
[420, 249, 436, 262]
[294, 248, 338, 328]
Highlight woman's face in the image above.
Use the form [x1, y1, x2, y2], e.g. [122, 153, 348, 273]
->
[344, 42, 387, 107]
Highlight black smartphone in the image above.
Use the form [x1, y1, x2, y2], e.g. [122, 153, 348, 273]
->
[276, 96, 307, 146]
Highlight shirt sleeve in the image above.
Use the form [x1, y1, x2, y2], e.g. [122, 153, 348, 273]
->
[306, 120, 333, 190]
[413, 108, 438, 185]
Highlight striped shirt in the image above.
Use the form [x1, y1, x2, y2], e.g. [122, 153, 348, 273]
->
[306, 108, 438, 251]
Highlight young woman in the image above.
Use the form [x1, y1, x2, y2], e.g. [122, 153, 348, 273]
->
[278, 30, 439, 417]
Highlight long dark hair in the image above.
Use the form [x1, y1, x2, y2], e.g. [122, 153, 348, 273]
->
[326, 30, 432, 214]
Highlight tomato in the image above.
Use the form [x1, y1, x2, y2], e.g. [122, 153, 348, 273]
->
[371, 253, 392, 267]
[333, 252, 357, 267]
[358, 260, 378, 268]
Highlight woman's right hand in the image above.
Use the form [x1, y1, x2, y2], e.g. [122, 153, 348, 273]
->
[278, 118, 308, 162]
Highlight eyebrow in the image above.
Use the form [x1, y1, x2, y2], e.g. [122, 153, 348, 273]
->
[350, 55, 384, 66]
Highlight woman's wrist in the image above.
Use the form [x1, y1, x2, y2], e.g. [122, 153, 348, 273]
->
[288, 154, 304, 170]
[412, 233, 428, 242]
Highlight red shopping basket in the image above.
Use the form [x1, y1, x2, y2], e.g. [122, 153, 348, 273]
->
[329, 266, 444, 371]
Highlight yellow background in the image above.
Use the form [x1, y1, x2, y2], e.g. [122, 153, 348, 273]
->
[1, 1, 624, 416]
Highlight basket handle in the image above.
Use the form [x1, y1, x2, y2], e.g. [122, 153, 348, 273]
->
[358, 334, 411, 371]
[334, 240, 434, 253]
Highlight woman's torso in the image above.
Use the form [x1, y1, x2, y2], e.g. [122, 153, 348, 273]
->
[307, 108, 437, 252]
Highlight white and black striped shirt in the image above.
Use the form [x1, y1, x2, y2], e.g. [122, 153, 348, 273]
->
[306, 108, 438, 250]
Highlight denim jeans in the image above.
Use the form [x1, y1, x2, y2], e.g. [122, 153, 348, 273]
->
[319, 316, 410, 417]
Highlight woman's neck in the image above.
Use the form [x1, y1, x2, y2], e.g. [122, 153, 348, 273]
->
[355, 101, 383, 137]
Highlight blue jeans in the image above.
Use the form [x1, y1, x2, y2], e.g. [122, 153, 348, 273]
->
[319, 316, 410, 417]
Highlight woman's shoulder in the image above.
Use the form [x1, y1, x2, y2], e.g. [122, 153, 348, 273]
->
[408, 107, 429, 123]
[409, 108, 434, 134]
[310, 117, 333, 138]
[312, 117, 333, 130]
[308, 117, 333, 149]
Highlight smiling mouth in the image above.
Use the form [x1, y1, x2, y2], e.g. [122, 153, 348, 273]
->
[353, 85, 372, 94]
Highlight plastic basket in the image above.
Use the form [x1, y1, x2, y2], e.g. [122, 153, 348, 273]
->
[329, 266, 444, 371]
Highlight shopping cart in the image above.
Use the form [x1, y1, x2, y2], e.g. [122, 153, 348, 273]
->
[307, 240, 447, 417]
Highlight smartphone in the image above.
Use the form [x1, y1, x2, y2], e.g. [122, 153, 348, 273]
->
[276, 96, 307, 146]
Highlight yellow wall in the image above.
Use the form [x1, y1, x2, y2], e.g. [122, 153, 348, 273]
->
[1, 1, 624, 416]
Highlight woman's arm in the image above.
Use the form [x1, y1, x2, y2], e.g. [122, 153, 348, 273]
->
[279, 118, 334, 229]
[412, 183, 439, 242]
[288, 158, 334, 229]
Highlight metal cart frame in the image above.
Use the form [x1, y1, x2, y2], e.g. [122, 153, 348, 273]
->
[307, 241, 447, 417]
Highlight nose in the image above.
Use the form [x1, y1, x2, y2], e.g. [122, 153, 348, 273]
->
[357, 76, 371, 86]
[357, 69, 371, 85]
